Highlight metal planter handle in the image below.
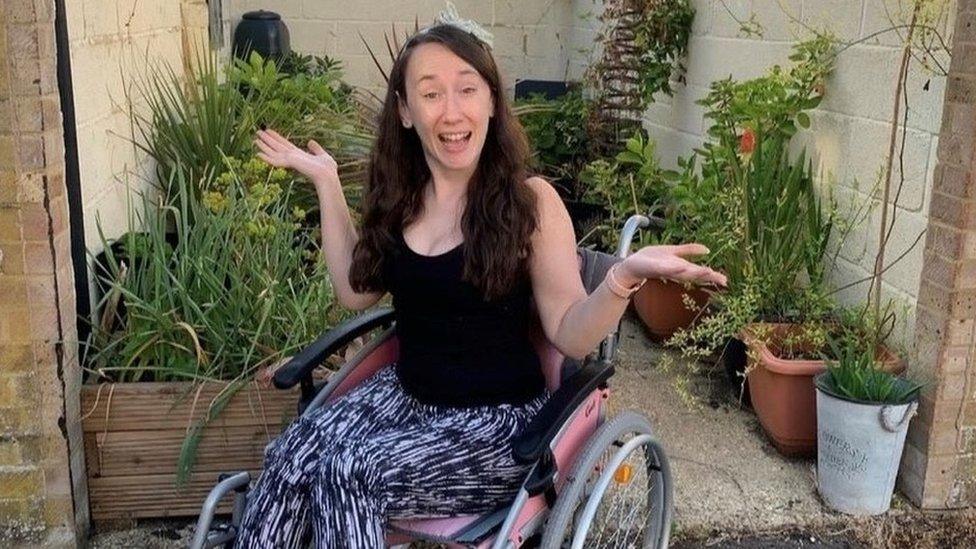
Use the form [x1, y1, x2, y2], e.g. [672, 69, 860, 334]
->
[880, 401, 918, 433]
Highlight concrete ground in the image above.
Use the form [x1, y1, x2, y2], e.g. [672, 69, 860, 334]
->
[609, 313, 832, 537]
[88, 314, 975, 548]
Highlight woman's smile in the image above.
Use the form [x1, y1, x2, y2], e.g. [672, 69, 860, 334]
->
[438, 131, 473, 152]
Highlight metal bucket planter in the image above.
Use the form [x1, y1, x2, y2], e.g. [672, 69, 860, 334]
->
[814, 372, 919, 515]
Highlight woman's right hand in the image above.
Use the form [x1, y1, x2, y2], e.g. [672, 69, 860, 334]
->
[254, 129, 339, 189]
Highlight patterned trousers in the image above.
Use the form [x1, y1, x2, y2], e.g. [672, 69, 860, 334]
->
[235, 365, 548, 548]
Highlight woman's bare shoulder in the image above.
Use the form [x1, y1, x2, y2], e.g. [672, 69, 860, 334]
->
[525, 176, 563, 215]
[524, 176, 569, 222]
[524, 175, 557, 197]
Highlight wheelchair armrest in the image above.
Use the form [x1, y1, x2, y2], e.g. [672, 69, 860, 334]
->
[273, 307, 396, 390]
[511, 359, 614, 464]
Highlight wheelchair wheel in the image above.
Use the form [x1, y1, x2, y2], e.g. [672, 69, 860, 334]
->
[540, 410, 673, 549]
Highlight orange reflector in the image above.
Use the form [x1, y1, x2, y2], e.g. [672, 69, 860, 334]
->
[613, 464, 633, 484]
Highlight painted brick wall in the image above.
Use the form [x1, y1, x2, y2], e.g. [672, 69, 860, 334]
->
[643, 0, 955, 348]
[0, 0, 84, 545]
[900, 0, 976, 509]
[222, 0, 597, 97]
[0, 0, 209, 545]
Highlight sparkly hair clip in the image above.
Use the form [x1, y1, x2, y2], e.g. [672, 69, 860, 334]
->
[429, 2, 494, 49]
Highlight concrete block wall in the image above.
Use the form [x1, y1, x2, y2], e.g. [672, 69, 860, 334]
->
[643, 0, 955, 347]
[0, 0, 85, 546]
[900, 0, 976, 509]
[65, 0, 209, 256]
[222, 0, 597, 98]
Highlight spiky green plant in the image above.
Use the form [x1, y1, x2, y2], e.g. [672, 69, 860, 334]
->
[134, 49, 252, 199]
[821, 331, 921, 404]
[86, 168, 349, 483]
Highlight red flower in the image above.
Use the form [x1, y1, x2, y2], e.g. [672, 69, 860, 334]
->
[739, 128, 756, 154]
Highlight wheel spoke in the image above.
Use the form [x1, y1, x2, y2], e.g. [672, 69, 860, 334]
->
[582, 438, 657, 548]
[540, 411, 671, 549]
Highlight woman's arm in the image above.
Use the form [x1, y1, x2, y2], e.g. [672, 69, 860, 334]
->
[255, 130, 385, 311]
[527, 178, 726, 360]
[311, 176, 385, 310]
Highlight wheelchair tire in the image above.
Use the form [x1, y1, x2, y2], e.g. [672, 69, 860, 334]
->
[539, 410, 673, 549]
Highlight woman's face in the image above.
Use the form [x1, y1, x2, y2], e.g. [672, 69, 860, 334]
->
[398, 42, 495, 179]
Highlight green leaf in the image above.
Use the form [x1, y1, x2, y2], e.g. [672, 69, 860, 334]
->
[801, 95, 823, 110]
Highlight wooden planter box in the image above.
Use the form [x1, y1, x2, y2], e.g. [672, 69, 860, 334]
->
[80, 381, 300, 520]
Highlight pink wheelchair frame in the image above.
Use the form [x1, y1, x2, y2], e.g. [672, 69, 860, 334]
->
[190, 215, 672, 549]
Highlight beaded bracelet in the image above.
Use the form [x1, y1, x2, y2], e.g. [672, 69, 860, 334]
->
[605, 263, 646, 299]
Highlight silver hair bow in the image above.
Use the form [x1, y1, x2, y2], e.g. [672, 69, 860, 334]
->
[432, 2, 494, 49]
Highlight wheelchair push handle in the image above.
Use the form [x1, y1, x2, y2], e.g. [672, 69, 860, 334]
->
[615, 214, 650, 259]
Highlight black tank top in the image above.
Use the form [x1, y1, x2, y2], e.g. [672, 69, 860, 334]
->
[383, 230, 545, 407]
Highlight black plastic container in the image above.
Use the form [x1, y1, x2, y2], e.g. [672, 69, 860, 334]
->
[233, 10, 291, 62]
[514, 79, 569, 100]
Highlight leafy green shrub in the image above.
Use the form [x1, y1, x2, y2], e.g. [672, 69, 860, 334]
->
[86, 169, 346, 385]
[515, 89, 591, 191]
[228, 51, 359, 146]
[697, 34, 835, 154]
[578, 132, 670, 249]
[136, 49, 373, 209]
[135, 51, 252, 198]
[588, 0, 695, 150]
[666, 142, 837, 362]
[664, 36, 839, 365]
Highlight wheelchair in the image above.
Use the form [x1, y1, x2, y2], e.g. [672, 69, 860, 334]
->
[190, 215, 673, 549]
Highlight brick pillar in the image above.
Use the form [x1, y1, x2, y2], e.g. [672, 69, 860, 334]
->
[0, 0, 87, 545]
[900, 1, 976, 509]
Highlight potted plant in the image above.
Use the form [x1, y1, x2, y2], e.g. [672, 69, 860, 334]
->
[742, 315, 904, 457]
[666, 36, 842, 414]
[81, 166, 349, 520]
[633, 278, 711, 341]
[574, 131, 714, 339]
[813, 332, 922, 514]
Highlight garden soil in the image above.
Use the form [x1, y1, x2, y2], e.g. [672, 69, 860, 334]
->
[88, 313, 976, 548]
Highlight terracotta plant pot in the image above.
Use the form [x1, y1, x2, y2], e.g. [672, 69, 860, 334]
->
[743, 323, 903, 457]
[632, 278, 710, 341]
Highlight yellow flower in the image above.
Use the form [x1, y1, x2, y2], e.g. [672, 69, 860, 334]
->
[202, 191, 228, 214]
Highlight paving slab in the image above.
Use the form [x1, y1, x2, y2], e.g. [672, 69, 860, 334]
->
[609, 313, 836, 537]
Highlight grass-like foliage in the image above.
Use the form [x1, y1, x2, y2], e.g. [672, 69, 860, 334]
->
[87, 169, 346, 385]
[820, 332, 921, 405]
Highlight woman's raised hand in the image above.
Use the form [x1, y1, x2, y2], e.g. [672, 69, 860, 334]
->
[620, 243, 728, 288]
[254, 129, 339, 188]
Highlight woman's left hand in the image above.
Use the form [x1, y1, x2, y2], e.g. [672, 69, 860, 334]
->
[618, 244, 728, 288]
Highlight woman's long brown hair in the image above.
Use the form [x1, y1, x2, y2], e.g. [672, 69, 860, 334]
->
[349, 24, 538, 301]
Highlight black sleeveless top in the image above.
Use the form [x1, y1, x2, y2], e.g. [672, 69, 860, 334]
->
[383, 231, 545, 407]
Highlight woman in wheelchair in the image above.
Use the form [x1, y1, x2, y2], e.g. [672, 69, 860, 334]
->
[240, 21, 726, 549]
